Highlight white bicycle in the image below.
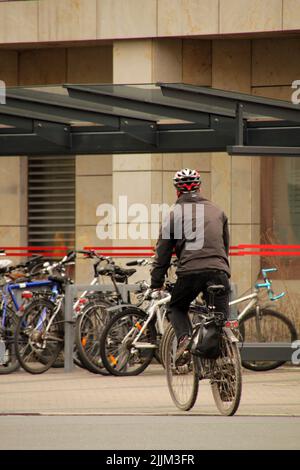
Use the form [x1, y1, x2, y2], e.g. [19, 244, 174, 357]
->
[100, 283, 172, 376]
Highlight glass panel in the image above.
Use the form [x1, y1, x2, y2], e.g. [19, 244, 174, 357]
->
[273, 157, 300, 244]
[261, 156, 300, 279]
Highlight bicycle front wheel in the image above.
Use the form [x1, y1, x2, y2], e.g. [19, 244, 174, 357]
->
[211, 333, 242, 416]
[159, 322, 173, 368]
[239, 308, 298, 371]
[100, 308, 156, 376]
[0, 306, 20, 374]
[15, 299, 64, 374]
[165, 327, 199, 411]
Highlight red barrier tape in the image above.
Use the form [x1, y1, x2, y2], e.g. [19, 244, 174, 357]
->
[1, 245, 300, 257]
[83, 245, 300, 257]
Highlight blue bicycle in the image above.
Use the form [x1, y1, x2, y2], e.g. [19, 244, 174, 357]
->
[0, 256, 54, 374]
[14, 252, 75, 374]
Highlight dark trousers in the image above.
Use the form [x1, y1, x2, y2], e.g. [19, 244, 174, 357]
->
[168, 270, 230, 341]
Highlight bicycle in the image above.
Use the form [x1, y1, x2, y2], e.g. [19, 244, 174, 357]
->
[234, 268, 298, 371]
[14, 251, 76, 374]
[164, 284, 242, 416]
[0, 254, 59, 374]
[100, 282, 173, 376]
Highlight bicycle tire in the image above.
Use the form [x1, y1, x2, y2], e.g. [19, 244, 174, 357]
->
[0, 306, 20, 374]
[46, 347, 85, 369]
[239, 308, 298, 371]
[165, 326, 199, 411]
[15, 299, 64, 374]
[100, 308, 156, 376]
[160, 308, 198, 370]
[211, 332, 242, 416]
[159, 322, 173, 368]
[75, 300, 112, 375]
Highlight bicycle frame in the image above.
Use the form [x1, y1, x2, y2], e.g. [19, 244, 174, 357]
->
[0, 279, 56, 331]
[229, 291, 259, 319]
[130, 293, 171, 349]
[6, 280, 55, 310]
[17, 281, 62, 338]
[229, 289, 274, 341]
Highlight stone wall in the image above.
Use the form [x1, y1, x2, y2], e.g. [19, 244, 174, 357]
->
[0, 0, 299, 45]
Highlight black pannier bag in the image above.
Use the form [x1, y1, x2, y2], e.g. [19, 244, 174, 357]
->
[191, 320, 222, 359]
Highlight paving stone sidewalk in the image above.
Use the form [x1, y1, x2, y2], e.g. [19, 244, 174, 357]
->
[0, 365, 300, 416]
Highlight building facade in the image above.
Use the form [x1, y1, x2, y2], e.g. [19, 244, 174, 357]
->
[0, 0, 300, 294]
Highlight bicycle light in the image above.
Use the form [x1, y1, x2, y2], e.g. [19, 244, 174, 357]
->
[75, 297, 88, 312]
[21, 290, 33, 299]
[225, 320, 239, 329]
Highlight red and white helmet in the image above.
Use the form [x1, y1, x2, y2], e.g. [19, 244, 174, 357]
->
[173, 168, 201, 193]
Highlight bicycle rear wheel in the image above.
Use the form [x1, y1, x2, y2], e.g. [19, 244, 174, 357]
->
[75, 301, 111, 375]
[100, 308, 156, 376]
[165, 327, 199, 411]
[15, 299, 64, 374]
[239, 308, 298, 371]
[45, 347, 84, 369]
[211, 332, 242, 416]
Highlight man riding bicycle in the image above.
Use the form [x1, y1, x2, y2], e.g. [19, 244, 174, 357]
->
[150, 168, 230, 363]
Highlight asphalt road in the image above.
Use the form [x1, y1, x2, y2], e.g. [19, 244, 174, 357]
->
[1, 365, 300, 450]
[1, 415, 300, 450]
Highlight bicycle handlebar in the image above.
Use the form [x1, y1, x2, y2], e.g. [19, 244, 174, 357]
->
[255, 267, 285, 301]
[126, 256, 178, 268]
[77, 249, 112, 262]
[40, 251, 76, 276]
[126, 259, 150, 267]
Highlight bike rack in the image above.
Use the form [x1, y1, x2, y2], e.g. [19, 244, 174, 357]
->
[239, 343, 298, 361]
[64, 283, 142, 372]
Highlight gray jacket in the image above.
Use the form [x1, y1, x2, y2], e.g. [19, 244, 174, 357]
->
[150, 192, 230, 289]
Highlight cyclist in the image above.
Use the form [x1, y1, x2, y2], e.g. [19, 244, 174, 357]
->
[150, 168, 230, 363]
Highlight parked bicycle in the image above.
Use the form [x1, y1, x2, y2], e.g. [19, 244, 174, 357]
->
[0, 253, 56, 374]
[14, 251, 76, 374]
[100, 280, 173, 376]
[235, 268, 298, 371]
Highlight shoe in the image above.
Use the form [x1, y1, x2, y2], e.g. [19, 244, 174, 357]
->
[175, 335, 191, 366]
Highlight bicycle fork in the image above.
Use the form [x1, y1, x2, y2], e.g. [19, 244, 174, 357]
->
[129, 309, 157, 350]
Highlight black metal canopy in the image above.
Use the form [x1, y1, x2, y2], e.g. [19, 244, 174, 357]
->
[0, 82, 300, 156]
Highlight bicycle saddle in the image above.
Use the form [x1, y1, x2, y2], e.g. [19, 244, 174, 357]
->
[114, 267, 137, 282]
[207, 284, 225, 295]
[117, 268, 136, 277]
